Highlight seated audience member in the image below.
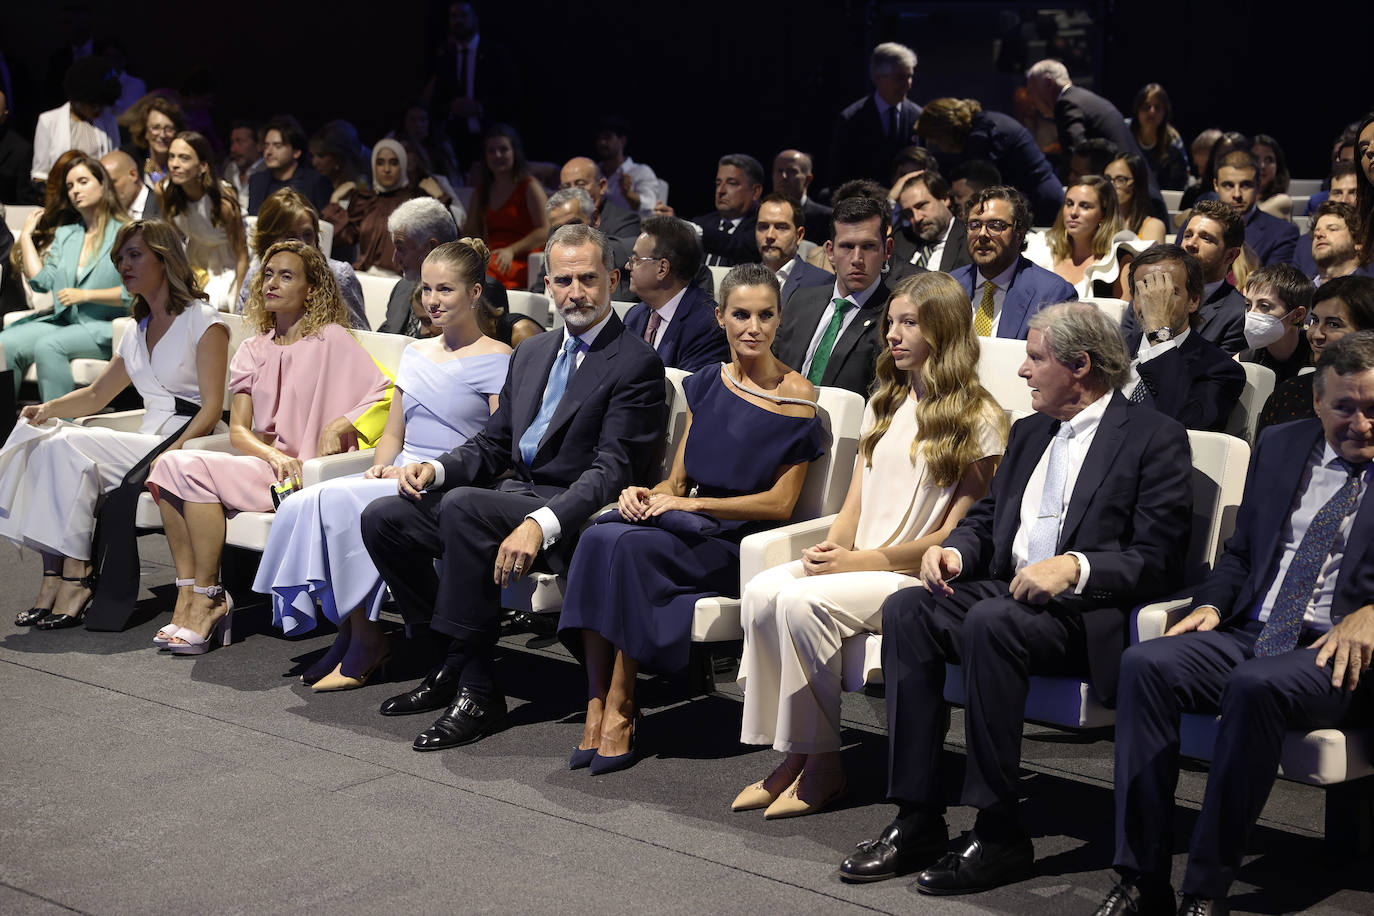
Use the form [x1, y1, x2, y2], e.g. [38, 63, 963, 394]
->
[890, 171, 970, 275]
[735, 271, 1007, 817]
[310, 120, 369, 206]
[324, 139, 423, 275]
[237, 188, 367, 329]
[1251, 133, 1292, 219]
[223, 119, 263, 214]
[1357, 115, 1374, 273]
[916, 96, 1064, 226]
[772, 149, 831, 242]
[801, 178, 888, 277]
[393, 101, 462, 190]
[360, 224, 666, 752]
[839, 301, 1191, 892]
[947, 185, 1077, 340]
[1106, 152, 1166, 242]
[1212, 149, 1298, 266]
[379, 197, 459, 335]
[1238, 263, 1316, 384]
[1258, 276, 1374, 431]
[660, 154, 764, 268]
[830, 42, 921, 186]
[1025, 174, 1137, 299]
[774, 196, 893, 396]
[560, 156, 639, 240]
[1119, 244, 1245, 432]
[530, 188, 640, 301]
[622, 215, 727, 372]
[146, 241, 389, 655]
[0, 221, 227, 630]
[1187, 128, 1223, 191]
[755, 194, 832, 307]
[1181, 130, 1248, 211]
[594, 116, 659, 219]
[159, 131, 248, 310]
[885, 147, 941, 202]
[1131, 200, 1247, 353]
[118, 95, 185, 189]
[1127, 82, 1189, 191]
[948, 159, 1001, 218]
[0, 90, 34, 204]
[255, 238, 511, 690]
[10, 149, 83, 279]
[1098, 330, 1374, 916]
[247, 116, 333, 215]
[560, 263, 826, 774]
[100, 149, 160, 221]
[462, 123, 548, 290]
[1295, 162, 1360, 273]
[31, 56, 121, 185]
[1308, 201, 1369, 284]
[1067, 139, 1118, 185]
[5, 153, 132, 400]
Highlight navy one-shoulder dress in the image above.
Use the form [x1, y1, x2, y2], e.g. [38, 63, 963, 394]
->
[557, 366, 827, 674]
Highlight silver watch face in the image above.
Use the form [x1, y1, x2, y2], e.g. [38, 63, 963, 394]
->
[1150, 327, 1173, 343]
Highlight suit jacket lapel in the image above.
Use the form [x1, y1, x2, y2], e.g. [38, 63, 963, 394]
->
[822, 284, 886, 384]
[780, 290, 829, 367]
[1248, 423, 1329, 594]
[513, 332, 563, 447]
[939, 222, 968, 272]
[997, 258, 1034, 340]
[539, 316, 623, 450]
[1059, 394, 1127, 546]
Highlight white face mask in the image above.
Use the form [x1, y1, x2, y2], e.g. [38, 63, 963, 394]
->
[1243, 309, 1290, 349]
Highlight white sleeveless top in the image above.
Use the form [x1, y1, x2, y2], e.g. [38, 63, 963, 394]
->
[116, 300, 227, 435]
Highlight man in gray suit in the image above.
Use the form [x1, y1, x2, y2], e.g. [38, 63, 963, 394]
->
[755, 194, 832, 309]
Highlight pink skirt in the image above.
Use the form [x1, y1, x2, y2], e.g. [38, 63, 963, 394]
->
[147, 451, 277, 512]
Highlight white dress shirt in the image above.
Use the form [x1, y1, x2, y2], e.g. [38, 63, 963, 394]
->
[604, 155, 659, 218]
[800, 274, 883, 377]
[910, 218, 955, 268]
[1122, 327, 1189, 399]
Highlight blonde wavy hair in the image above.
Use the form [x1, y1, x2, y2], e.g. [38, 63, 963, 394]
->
[242, 240, 348, 336]
[859, 272, 1008, 487]
[1047, 175, 1123, 262]
[111, 219, 206, 321]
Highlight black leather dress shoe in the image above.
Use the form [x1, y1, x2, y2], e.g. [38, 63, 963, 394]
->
[412, 689, 507, 751]
[1177, 895, 1226, 916]
[379, 664, 461, 716]
[838, 819, 949, 883]
[915, 829, 1033, 895]
[1093, 878, 1176, 916]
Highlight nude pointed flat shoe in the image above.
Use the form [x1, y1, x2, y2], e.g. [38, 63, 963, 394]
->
[311, 654, 390, 692]
[763, 771, 846, 820]
[731, 780, 780, 812]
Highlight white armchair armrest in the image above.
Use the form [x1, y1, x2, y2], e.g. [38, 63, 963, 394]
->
[74, 409, 147, 432]
[302, 449, 376, 486]
[1133, 597, 1195, 643]
[738, 514, 836, 584]
[3, 307, 46, 328]
[182, 432, 237, 454]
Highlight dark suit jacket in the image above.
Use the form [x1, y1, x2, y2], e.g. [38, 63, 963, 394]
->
[430, 37, 520, 133]
[1244, 206, 1300, 266]
[1193, 418, 1374, 629]
[779, 255, 835, 309]
[949, 257, 1078, 340]
[802, 197, 832, 243]
[891, 219, 972, 275]
[623, 283, 727, 373]
[1055, 86, 1165, 220]
[599, 200, 640, 241]
[0, 127, 32, 204]
[248, 166, 333, 215]
[1121, 281, 1247, 356]
[829, 93, 923, 186]
[1134, 331, 1245, 432]
[691, 209, 759, 266]
[935, 110, 1064, 226]
[943, 393, 1193, 701]
[434, 312, 666, 542]
[773, 280, 890, 396]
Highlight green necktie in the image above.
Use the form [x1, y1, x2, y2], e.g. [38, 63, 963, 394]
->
[807, 298, 853, 385]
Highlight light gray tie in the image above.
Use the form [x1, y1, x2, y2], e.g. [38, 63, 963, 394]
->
[1027, 424, 1074, 564]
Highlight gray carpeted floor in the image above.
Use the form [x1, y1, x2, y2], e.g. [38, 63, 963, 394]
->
[1, 538, 1370, 915]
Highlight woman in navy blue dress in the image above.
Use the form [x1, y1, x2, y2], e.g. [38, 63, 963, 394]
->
[558, 263, 828, 774]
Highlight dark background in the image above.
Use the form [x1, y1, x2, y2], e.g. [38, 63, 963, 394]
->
[5, 0, 1372, 215]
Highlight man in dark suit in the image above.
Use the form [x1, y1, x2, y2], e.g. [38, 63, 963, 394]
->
[755, 194, 833, 308]
[675, 154, 763, 267]
[1141, 200, 1247, 355]
[622, 215, 727, 372]
[376, 198, 460, 335]
[840, 302, 1192, 893]
[0, 90, 33, 205]
[829, 42, 922, 186]
[426, 1, 519, 167]
[247, 116, 332, 215]
[559, 156, 640, 241]
[1213, 149, 1299, 267]
[949, 185, 1077, 341]
[1097, 332, 1374, 916]
[1121, 245, 1244, 432]
[772, 149, 831, 243]
[774, 196, 892, 396]
[361, 224, 666, 751]
[891, 171, 971, 274]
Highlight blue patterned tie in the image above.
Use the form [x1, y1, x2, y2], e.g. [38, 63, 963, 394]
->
[519, 336, 580, 467]
[1254, 460, 1364, 657]
[1027, 423, 1074, 564]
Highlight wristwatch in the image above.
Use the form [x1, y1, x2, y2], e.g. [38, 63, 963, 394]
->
[1145, 326, 1173, 345]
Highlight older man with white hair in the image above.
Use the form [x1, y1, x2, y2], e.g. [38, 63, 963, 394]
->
[829, 42, 922, 186]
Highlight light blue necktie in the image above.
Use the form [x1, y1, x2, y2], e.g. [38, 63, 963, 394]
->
[1027, 423, 1074, 564]
[519, 336, 580, 466]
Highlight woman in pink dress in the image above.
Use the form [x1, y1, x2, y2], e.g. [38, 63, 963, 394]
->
[146, 240, 389, 655]
[462, 124, 548, 290]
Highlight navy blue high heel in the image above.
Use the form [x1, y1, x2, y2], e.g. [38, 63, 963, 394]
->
[568, 746, 597, 770]
[589, 713, 640, 776]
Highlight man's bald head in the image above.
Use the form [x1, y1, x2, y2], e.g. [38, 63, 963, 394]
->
[559, 156, 606, 208]
[101, 149, 141, 209]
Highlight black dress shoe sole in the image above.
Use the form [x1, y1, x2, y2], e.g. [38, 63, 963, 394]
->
[915, 861, 1033, 896]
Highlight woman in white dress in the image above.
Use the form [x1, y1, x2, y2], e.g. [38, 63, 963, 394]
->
[733, 272, 1008, 818]
[159, 131, 249, 311]
[1024, 175, 1140, 299]
[253, 238, 511, 691]
[1, 220, 229, 629]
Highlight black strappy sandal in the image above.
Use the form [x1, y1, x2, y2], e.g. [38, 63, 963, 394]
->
[15, 572, 61, 626]
[35, 575, 97, 630]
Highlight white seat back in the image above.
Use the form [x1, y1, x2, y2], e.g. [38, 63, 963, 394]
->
[1287, 195, 1310, 219]
[1183, 430, 1251, 583]
[506, 290, 551, 327]
[611, 300, 635, 320]
[1082, 297, 1128, 325]
[792, 386, 865, 521]
[527, 252, 545, 289]
[661, 368, 690, 479]
[976, 336, 1031, 413]
[356, 273, 398, 332]
[1292, 215, 1311, 235]
[1161, 189, 1184, 211]
[5, 204, 39, 238]
[352, 328, 417, 375]
[708, 265, 732, 295]
[1225, 361, 1276, 445]
[318, 220, 334, 259]
[1287, 178, 1323, 197]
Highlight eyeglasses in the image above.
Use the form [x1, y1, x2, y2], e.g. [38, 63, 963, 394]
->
[1109, 175, 1134, 187]
[624, 254, 662, 269]
[146, 125, 178, 136]
[966, 219, 1013, 235]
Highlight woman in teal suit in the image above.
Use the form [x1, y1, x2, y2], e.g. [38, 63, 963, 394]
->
[5, 152, 131, 399]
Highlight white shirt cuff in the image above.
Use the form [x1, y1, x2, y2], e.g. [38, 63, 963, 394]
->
[426, 460, 444, 487]
[527, 507, 560, 548]
[1068, 551, 1090, 594]
[1136, 335, 1180, 364]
